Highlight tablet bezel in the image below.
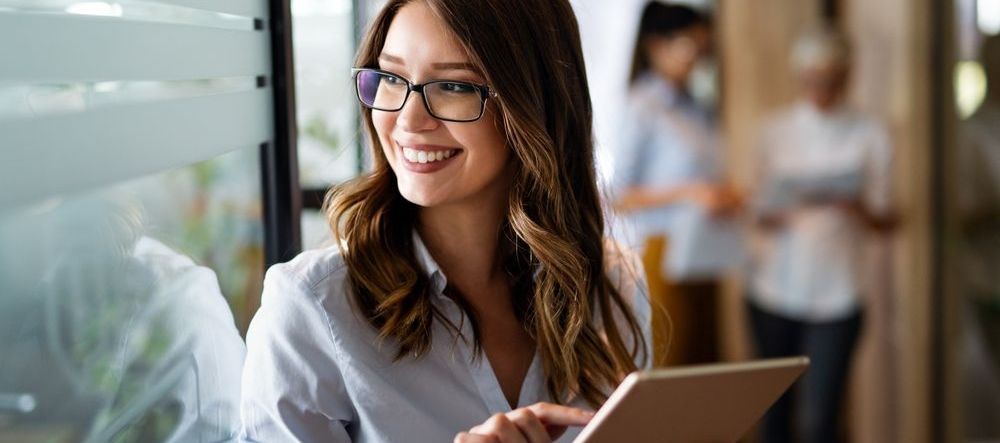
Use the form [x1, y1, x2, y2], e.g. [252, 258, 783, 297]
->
[573, 356, 810, 443]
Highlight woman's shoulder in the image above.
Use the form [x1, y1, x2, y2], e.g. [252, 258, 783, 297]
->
[269, 244, 349, 293]
[258, 244, 356, 324]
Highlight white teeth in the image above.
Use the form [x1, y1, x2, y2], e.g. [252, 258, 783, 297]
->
[401, 147, 457, 164]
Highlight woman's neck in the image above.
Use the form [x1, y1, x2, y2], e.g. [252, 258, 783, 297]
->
[654, 70, 685, 91]
[417, 197, 508, 304]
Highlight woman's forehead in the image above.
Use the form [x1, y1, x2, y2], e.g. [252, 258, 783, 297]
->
[380, 2, 470, 69]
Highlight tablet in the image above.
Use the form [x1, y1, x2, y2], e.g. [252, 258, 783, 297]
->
[573, 356, 809, 443]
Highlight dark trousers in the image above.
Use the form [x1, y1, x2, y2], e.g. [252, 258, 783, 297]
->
[747, 301, 863, 443]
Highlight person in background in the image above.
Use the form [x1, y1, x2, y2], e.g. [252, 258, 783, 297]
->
[748, 27, 896, 443]
[614, 2, 741, 366]
[240, 0, 652, 442]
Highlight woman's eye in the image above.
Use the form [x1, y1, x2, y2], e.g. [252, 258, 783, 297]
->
[383, 75, 406, 86]
[438, 82, 477, 94]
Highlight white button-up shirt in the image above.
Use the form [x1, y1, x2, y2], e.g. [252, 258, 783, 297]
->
[240, 232, 651, 442]
[749, 102, 893, 321]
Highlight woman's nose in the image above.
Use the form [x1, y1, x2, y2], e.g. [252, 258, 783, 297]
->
[396, 91, 440, 133]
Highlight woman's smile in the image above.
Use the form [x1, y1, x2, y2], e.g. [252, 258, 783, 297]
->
[396, 141, 464, 173]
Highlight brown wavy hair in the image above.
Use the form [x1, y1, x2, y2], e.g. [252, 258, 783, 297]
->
[325, 0, 647, 407]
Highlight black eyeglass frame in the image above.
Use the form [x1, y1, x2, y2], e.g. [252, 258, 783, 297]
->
[351, 68, 498, 123]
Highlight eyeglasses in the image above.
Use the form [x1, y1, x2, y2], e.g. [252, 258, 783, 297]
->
[351, 68, 497, 123]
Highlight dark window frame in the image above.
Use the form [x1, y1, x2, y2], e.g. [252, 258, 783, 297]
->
[262, 0, 303, 267]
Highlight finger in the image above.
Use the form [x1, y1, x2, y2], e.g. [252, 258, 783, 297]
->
[506, 408, 550, 443]
[473, 413, 529, 443]
[455, 431, 499, 443]
[526, 403, 594, 427]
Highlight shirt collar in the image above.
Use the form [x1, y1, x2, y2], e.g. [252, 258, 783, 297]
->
[635, 72, 682, 108]
[410, 229, 544, 297]
[798, 99, 849, 121]
[411, 230, 449, 298]
[634, 72, 711, 124]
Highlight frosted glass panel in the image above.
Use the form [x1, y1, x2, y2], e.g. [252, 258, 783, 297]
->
[0, 0, 258, 31]
[160, 0, 267, 17]
[0, 77, 259, 119]
[0, 14, 270, 82]
[0, 0, 272, 439]
[0, 87, 273, 210]
[0, 147, 262, 441]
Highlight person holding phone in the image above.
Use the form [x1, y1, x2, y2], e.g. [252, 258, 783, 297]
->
[239, 1, 652, 442]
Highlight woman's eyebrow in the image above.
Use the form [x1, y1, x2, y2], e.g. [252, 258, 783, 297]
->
[431, 62, 480, 73]
[378, 53, 481, 74]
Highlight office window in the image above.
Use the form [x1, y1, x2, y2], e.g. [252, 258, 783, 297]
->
[294, 0, 388, 249]
[293, 0, 358, 249]
[0, 1, 276, 440]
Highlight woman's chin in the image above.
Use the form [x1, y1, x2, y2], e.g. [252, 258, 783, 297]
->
[397, 186, 447, 208]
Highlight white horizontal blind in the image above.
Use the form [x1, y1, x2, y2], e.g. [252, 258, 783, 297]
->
[0, 0, 273, 210]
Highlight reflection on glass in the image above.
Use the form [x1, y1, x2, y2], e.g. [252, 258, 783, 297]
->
[0, 77, 259, 120]
[0, 147, 261, 441]
[0, 0, 258, 31]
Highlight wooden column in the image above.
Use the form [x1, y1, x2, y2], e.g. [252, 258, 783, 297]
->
[842, 0, 935, 442]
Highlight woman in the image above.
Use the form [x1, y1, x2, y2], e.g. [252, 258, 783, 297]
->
[748, 27, 895, 443]
[614, 2, 740, 366]
[240, 1, 651, 442]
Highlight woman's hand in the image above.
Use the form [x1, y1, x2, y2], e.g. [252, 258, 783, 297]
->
[615, 183, 743, 216]
[454, 402, 594, 443]
[685, 183, 744, 217]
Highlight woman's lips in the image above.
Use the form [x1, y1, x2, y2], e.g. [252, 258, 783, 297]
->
[397, 143, 462, 173]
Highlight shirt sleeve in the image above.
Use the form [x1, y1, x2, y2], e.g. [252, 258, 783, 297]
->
[240, 264, 354, 443]
[862, 120, 894, 217]
[749, 118, 778, 216]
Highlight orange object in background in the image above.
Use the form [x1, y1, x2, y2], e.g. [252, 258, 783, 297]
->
[642, 235, 721, 367]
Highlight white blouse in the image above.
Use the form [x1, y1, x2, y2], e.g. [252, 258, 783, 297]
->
[749, 102, 894, 321]
[240, 232, 652, 443]
[612, 74, 738, 281]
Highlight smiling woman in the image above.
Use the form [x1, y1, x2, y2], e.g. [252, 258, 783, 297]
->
[239, 1, 652, 442]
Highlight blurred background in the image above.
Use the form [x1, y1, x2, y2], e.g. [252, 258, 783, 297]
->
[0, 0, 997, 442]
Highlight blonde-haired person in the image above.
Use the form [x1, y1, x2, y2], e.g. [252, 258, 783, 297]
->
[239, 1, 652, 442]
[748, 26, 895, 443]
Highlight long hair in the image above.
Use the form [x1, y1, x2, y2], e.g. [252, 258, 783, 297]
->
[628, 2, 708, 84]
[325, 0, 647, 407]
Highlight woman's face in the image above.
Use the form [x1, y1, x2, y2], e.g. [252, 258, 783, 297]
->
[373, 2, 510, 209]
[645, 24, 710, 86]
